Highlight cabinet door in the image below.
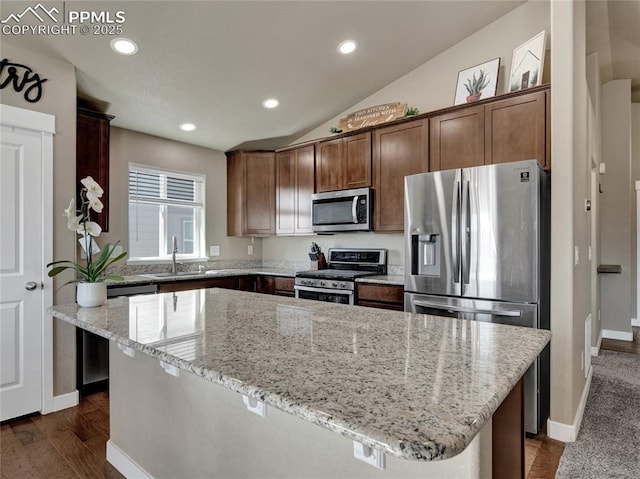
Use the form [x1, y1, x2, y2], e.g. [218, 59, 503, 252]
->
[77, 109, 113, 231]
[430, 106, 484, 171]
[295, 145, 315, 233]
[226, 152, 243, 237]
[255, 275, 275, 294]
[373, 119, 428, 231]
[243, 152, 275, 235]
[276, 150, 295, 234]
[485, 91, 546, 168]
[344, 133, 371, 189]
[315, 138, 343, 192]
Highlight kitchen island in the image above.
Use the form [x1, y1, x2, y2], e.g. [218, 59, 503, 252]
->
[49, 288, 550, 478]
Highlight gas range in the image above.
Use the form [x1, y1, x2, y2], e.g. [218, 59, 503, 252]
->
[294, 248, 387, 304]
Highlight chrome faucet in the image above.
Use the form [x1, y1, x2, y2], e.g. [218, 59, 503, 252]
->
[171, 235, 178, 273]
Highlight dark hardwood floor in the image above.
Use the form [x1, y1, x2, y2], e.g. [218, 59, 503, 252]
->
[601, 326, 640, 354]
[0, 392, 123, 479]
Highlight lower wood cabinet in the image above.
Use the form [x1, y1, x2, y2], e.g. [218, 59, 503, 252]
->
[255, 275, 295, 297]
[356, 283, 404, 311]
[157, 276, 253, 293]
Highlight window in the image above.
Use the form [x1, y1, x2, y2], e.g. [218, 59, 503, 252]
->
[128, 164, 205, 262]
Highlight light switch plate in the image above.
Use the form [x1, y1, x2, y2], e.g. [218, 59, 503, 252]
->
[574, 246, 579, 266]
[248, 245, 254, 255]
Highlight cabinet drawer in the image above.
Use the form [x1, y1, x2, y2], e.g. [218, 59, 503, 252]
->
[357, 283, 403, 306]
[274, 277, 294, 293]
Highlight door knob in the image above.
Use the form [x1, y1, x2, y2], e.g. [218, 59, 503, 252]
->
[25, 281, 39, 291]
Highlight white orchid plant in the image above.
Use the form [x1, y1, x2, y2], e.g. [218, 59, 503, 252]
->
[47, 176, 126, 284]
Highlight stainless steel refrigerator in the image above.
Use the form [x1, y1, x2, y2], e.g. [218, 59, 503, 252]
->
[404, 159, 550, 434]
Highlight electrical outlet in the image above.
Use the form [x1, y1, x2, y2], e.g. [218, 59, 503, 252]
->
[248, 245, 254, 255]
[209, 245, 220, 256]
[574, 246, 579, 266]
[110, 244, 123, 258]
[588, 246, 592, 261]
[581, 351, 584, 371]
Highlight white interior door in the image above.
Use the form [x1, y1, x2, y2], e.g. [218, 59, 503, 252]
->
[0, 107, 53, 421]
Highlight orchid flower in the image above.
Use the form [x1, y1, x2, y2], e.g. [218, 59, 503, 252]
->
[81, 176, 104, 198]
[84, 221, 102, 237]
[47, 176, 127, 285]
[67, 214, 83, 233]
[87, 195, 104, 213]
[63, 198, 75, 218]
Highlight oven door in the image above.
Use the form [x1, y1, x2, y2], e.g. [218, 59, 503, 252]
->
[294, 285, 354, 305]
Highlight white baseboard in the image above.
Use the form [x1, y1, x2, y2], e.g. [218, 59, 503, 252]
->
[547, 365, 593, 443]
[107, 440, 153, 479]
[52, 390, 79, 412]
[591, 329, 603, 356]
[632, 317, 639, 327]
[602, 329, 634, 341]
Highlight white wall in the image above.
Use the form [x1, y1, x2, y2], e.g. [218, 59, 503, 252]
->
[600, 80, 633, 338]
[107, 128, 257, 263]
[263, 0, 551, 268]
[296, 1, 550, 143]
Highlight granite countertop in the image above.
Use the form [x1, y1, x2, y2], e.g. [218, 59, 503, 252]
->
[110, 267, 298, 286]
[49, 289, 549, 462]
[110, 268, 404, 287]
[356, 274, 404, 286]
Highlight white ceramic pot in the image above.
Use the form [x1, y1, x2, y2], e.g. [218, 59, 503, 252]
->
[76, 282, 107, 308]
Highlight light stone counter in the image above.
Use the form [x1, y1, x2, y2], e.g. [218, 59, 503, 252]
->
[356, 274, 404, 286]
[109, 267, 297, 287]
[50, 288, 549, 463]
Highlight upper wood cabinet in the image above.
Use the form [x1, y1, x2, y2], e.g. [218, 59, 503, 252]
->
[315, 132, 371, 192]
[429, 88, 550, 172]
[430, 105, 484, 171]
[485, 90, 548, 169]
[77, 108, 114, 231]
[276, 145, 315, 235]
[226, 151, 275, 236]
[372, 119, 428, 232]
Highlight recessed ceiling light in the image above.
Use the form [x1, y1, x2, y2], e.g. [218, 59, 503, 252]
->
[110, 37, 138, 55]
[337, 40, 358, 55]
[262, 98, 279, 109]
[179, 123, 197, 132]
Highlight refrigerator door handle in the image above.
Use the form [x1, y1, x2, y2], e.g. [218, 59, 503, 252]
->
[461, 179, 471, 285]
[412, 299, 522, 317]
[352, 196, 359, 224]
[452, 172, 461, 284]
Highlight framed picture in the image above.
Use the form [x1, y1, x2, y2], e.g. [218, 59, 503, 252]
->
[454, 58, 500, 105]
[509, 30, 547, 92]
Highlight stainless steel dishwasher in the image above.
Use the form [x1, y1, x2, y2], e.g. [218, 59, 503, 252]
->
[77, 283, 157, 395]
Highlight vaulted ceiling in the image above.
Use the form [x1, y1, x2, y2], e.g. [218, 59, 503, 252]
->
[3, 1, 639, 151]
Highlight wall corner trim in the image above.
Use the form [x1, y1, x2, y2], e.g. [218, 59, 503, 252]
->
[591, 329, 603, 356]
[547, 366, 593, 442]
[107, 440, 154, 479]
[51, 390, 79, 412]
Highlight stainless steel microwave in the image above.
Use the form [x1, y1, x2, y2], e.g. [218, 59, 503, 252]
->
[311, 187, 373, 232]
